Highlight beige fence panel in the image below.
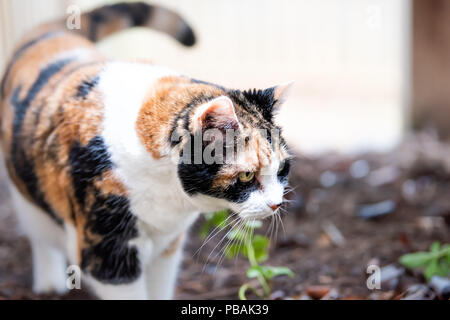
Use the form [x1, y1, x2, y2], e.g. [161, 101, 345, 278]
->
[1, 0, 411, 154]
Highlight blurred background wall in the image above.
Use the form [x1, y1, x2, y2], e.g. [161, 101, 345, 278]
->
[412, 0, 450, 138]
[0, 0, 411, 154]
[0, 0, 69, 65]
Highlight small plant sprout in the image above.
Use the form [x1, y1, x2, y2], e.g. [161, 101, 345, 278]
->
[200, 211, 295, 300]
[399, 242, 450, 281]
[200, 210, 229, 239]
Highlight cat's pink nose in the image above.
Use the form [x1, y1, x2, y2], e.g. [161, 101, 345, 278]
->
[269, 203, 281, 211]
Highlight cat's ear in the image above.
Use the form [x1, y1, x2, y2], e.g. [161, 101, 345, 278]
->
[242, 81, 293, 120]
[192, 96, 239, 132]
[271, 81, 294, 112]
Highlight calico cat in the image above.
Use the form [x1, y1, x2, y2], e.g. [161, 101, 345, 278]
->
[0, 2, 291, 299]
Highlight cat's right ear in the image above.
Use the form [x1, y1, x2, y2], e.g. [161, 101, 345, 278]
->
[191, 96, 240, 132]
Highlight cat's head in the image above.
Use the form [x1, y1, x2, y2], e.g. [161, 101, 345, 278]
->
[173, 81, 292, 220]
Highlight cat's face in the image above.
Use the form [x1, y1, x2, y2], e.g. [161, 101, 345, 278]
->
[177, 83, 292, 220]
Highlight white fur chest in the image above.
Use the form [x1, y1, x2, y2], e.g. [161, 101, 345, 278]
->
[98, 62, 200, 233]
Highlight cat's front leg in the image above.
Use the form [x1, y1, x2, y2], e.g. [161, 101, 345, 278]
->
[79, 234, 154, 300]
[146, 234, 185, 300]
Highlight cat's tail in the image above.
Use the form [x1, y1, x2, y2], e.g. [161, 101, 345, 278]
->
[69, 2, 196, 46]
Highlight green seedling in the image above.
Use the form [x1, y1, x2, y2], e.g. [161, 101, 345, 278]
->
[200, 210, 229, 238]
[399, 241, 450, 281]
[201, 211, 294, 300]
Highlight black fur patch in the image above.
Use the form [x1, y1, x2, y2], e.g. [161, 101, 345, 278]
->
[178, 132, 257, 203]
[69, 136, 113, 208]
[178, 136, 222, 196]
[68, 136, 141, 284]
[9, 58, 73, 225]
[242, 88, 276, 121]
[87, 10, 107, 42]
[228, 88, 276, 123]
[81, 194, 140, 285]
[220, 179, 259, 203]
[75, 75, 99, 99]
[178, 160, 256, 203]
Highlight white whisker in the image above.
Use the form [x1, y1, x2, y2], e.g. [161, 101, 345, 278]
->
[194, 212, 235, 258]
[203, 216, 241, 272]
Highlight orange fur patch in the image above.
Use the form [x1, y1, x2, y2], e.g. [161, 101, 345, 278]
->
[136, 77, 223, 158]
[2, 33, 97, 99]
[162, 233, 185, 257]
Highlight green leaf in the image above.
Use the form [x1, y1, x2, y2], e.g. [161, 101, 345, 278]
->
[227, 228, 247, 242]
[437, 259, 450, 277]
[259, 266, 295, 280]
[442, 245, 450, 263]
[208, 210, 229, 229]
[244, 220, 263, 229]
[399, 252, 433, 268]
[200, 210, 229, 238]
[399, 243, 450, 281]
[251, 235, 270, 263]
[247, 266, 264, 279]
[424, 259, 439, 281]
[233, 235, 270, 261]
[247, 265, 295, 280]
[430, 241, 440, 253]
[224, 244, 242, 259]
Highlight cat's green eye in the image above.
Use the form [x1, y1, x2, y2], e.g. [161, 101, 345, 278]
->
[239, 172, 255, 183]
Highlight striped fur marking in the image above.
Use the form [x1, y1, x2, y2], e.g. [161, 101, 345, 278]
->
[1, 31, 64, 98]
[9, 58, 75, 225]
[75, 75, 100, 99]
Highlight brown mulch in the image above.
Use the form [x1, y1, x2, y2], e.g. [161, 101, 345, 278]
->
[0, 130, 449, 300]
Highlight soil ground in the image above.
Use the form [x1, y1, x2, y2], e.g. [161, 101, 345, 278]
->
[0, 130, 449, 300]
